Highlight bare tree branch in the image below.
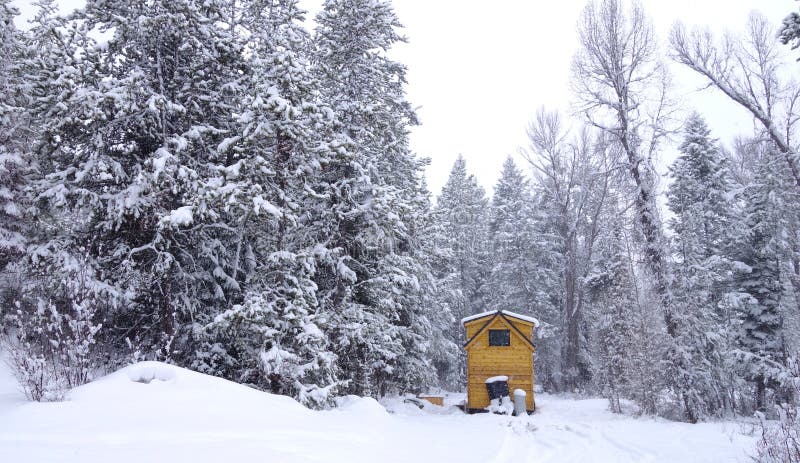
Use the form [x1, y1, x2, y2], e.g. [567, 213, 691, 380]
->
[669, 14, 800, 188]
[572, 0, 674, 334]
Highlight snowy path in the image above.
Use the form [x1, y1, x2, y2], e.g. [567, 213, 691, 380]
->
[0, 362, 756, 463]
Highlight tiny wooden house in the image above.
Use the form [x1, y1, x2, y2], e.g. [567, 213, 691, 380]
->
[462, 310, 538, 413]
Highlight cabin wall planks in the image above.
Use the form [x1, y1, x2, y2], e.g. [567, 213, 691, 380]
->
[463, 311, 536, 412]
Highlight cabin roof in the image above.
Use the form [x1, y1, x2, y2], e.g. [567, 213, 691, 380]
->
[463, 311, 536, 350]
[461, 310, 540, 327]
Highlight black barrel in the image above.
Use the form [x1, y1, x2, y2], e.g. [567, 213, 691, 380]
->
[486, 379, 509, 400]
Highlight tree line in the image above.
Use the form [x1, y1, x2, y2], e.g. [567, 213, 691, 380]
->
[0, 0, 459, 406]
[437, 0, 800, 427]
[2, 0, 800, 435]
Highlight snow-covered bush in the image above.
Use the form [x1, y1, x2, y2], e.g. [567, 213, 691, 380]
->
[1, 255, 105, 401]
[755, 406, 800, 463]
[754, 359, 800, 462]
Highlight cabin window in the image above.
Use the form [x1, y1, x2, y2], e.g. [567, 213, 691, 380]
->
[488, 329, 510, 346]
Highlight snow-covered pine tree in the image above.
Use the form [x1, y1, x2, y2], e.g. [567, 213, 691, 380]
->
[0, 1, 28, 275]
[434, 156, 490, 337]
[487, 156, 563, 390]
[780, 4, 800, 59]
[198, 0, 341, 408]
[523, 190, 565, 392]
[666, 114, 740, 421]
[0, 0, 115, 398]
[586, 200, 667, 416]
[727, 138, 800, 366]
[427, 156, 490, 386]
[735, 154, 790, 412]
[313, 0, 439, 396]
[415, 177, 460, 389]
[388, 176, 459, 394]
[487, 157, 553, 320]
[28, 0, 243, 364]
[314, 0, 419, 188]
[586, 217, 637, 414]
[0, 0, 41, 341]
[435, 156, 490, 320]
[22, 0, 80, 157]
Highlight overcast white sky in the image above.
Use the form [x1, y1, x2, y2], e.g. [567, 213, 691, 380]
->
[12, 0, 795, 196]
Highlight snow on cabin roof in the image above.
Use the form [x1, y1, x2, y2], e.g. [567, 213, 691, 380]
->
[461, 310, 540, 327]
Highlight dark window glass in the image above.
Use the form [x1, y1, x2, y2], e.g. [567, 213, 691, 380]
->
[488, 329, 510, 346]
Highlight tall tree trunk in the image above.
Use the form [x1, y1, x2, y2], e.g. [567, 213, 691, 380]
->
[562, 243, 580, 392]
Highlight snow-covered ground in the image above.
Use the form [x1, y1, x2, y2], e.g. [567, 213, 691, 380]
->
[0, 361, 757, 462]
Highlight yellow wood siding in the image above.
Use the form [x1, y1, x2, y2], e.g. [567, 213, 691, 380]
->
[464, 314, 535, 411]
[418, 396, 444, 406]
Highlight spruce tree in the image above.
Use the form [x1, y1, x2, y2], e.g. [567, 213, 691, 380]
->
[587, 201, 666, 416]
[0, 0, 32, 363]
[435, 156, 490, 321]
[0, 1, 29, 271]
[487, 158, 551, 317]
[737, 155, 788, 412]
[415, 177, 460, 389]
[666, 114, 739, 420]
[3, 2, 117, 397]
[198, 0, 340, 407]
[313, 0, 439, 396]
[430, 156, 490, 384]
[29, 0, 243, 362]
[587, 219, 637, 414]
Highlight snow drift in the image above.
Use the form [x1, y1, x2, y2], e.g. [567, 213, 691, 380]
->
[0, 361, 758, 463]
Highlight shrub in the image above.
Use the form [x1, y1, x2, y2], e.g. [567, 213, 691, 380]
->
[1, 256, 105, 401]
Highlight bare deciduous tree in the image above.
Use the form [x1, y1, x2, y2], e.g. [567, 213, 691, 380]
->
[523, 108, 611, 391]
[572, 0, 675, 334]
[670, 13, 800, 189]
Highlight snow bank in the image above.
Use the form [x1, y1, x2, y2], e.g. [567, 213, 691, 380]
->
[0, 355, 23, 409]
[0, 361, 759, 463]
[123, 361, 178, 383]
[67, 362, 311, 421]
[380, 395, 464, 416]
[334, 395, 390, 420]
